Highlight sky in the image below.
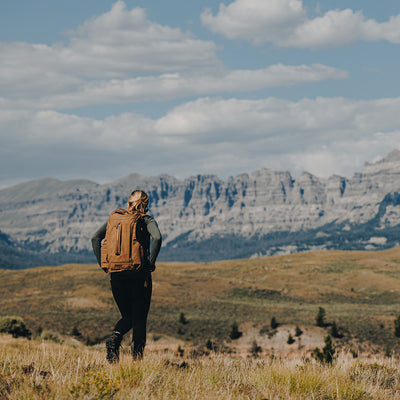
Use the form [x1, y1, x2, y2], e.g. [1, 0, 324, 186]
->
[1, 0, 400, 188]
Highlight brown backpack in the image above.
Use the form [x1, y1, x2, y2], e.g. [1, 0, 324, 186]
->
[101, 208, 149, 273]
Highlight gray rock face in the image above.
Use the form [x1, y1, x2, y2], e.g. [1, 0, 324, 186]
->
[0, 150, 399, 265]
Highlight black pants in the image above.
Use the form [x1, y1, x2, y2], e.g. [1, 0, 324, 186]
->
[110, 271, 152, 357]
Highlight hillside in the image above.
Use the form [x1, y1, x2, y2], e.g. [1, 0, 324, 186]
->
[2, 335, 400, 400]
[0, 150, 400, 268]
[2, 248, 400, 357]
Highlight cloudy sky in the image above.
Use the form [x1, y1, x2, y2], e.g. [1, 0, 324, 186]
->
[1, 0, 399, 188]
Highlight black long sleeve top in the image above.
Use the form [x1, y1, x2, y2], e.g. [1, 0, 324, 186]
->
[91, 215, 162, 267]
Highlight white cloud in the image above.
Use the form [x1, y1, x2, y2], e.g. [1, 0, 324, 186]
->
[0, 1, 220, 101]
[0, 43, 85, 100]
[0, 1, 347, 110]
[2, 96, 399, 182]
[0, 0, 398, 186]
[65, 1, 221, 77]
[27, 63, 346, 109]
[202, 0, 305, 43]
[155, 96, 352, 136]
[285, 9, 367, 48]
[201, 0, 400, 48]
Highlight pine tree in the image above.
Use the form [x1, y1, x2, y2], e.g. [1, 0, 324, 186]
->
[330, 321, 341, 338]
[179, 312, 188, 324]
[295, 326, 303, 337]
[250, 340, 262, 356]
[312, 335, 336, 364]
[0, 316, 31, 339]
[287, 333, 295, 344]
[270, 316, 278, 329]
[35, 325, 43, 339]
[315, 307, 326, 327]
[322, 335, 335, 363]
[229, 321, 242, 339]
[394, 315, 400, 337]
[71, 326, 82, 337]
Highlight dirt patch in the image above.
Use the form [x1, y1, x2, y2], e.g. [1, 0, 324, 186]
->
[227, 322, 326, 357]
[66, 297, 104, 309]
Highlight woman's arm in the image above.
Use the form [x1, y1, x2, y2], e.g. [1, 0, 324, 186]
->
[91, 222, 107, 266]
[145, 217, 162, 266]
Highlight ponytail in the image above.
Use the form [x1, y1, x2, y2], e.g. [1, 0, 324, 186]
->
[128, 190, 149, 214]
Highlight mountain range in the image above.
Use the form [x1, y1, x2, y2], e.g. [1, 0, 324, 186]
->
[1, 150, 400, 268]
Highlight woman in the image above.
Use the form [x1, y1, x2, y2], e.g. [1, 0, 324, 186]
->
[91, 190, 162, 362]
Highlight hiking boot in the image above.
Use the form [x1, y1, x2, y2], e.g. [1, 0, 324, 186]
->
[106, 333, 122, 363]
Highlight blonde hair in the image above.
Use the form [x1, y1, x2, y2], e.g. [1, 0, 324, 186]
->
[128, 190, 149, 214]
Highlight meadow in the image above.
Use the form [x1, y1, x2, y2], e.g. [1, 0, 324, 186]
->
[2, 334, 400, 399]
[1, 248, 400, 354]
[2, 248, 400, 398]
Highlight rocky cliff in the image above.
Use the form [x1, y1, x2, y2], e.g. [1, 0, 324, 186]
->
[0, 150, 399, 267]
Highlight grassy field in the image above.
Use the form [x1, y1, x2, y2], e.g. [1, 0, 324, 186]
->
[1, 248, 400, 356]
[2, 334, 400, 399]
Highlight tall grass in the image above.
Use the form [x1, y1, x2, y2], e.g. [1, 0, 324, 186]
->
[1, 335, 400, 399]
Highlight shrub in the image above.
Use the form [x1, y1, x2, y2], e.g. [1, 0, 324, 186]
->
[35, 325, 43, 339]
[249, 340, 262, 356]
[177, 327, 185, 335]
[70, 371, 120, 399]
[270, 316, 279, 329]
[0, 316, 31, 339]
[205, 339, 214, 351]
[315, 307, 326, 327]
[177, 345, 184, 357]
[312, 335, 335, 364]
[179, 312, 188, 325]
[330, 321, 342, 338]
[84, 336, 102, 346]
[287, 333, 295, 344]
[394, 315, 400, 337]
[42, 331, 64, 344]
[229, 321, 242, 339]
[71, 326, 82, 338]
[295, 326, 303, 337]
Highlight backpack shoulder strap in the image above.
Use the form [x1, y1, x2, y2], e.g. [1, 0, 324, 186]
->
[110, 208, 130, 216]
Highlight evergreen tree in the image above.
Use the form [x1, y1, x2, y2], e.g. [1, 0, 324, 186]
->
[295, 326, 303, 337]
[287, 333, 295, 344]
[229, 321, 242, 339]
[270, 316, 278, 329]
[394, 315, 400, 338]
[177, 327, 184, 335]
[179, 312, 188, 324]
[205, 339, 214, 351]
[315, 307, 326, 327]
[0, 316, 31, 339]
[330, 321, 342, 338]
[177, 345, 184, 357]
[312, 335, 336, 364]
[35, 325, 43, 339]
[250, 340, 262, 356]
[71, 326, 82, 338]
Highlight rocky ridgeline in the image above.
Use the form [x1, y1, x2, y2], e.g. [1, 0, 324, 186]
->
[0, 150, 399, 265]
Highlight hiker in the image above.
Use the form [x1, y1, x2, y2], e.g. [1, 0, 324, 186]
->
[91, 190, 162, 362]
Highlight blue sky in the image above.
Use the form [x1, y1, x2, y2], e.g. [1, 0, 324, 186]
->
[1, 0, 399, 188]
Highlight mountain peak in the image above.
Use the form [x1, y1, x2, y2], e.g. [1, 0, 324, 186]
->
[361, 149, 400, 175]
[380, 149, 400, 163]
[364, 149, 400, 167]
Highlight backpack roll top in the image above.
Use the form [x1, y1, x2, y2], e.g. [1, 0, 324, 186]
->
[101, 208, 149, 273]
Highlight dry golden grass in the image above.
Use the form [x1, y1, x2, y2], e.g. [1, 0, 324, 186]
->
[1, 248, 400, 354]
[1, 334, 400, 399]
